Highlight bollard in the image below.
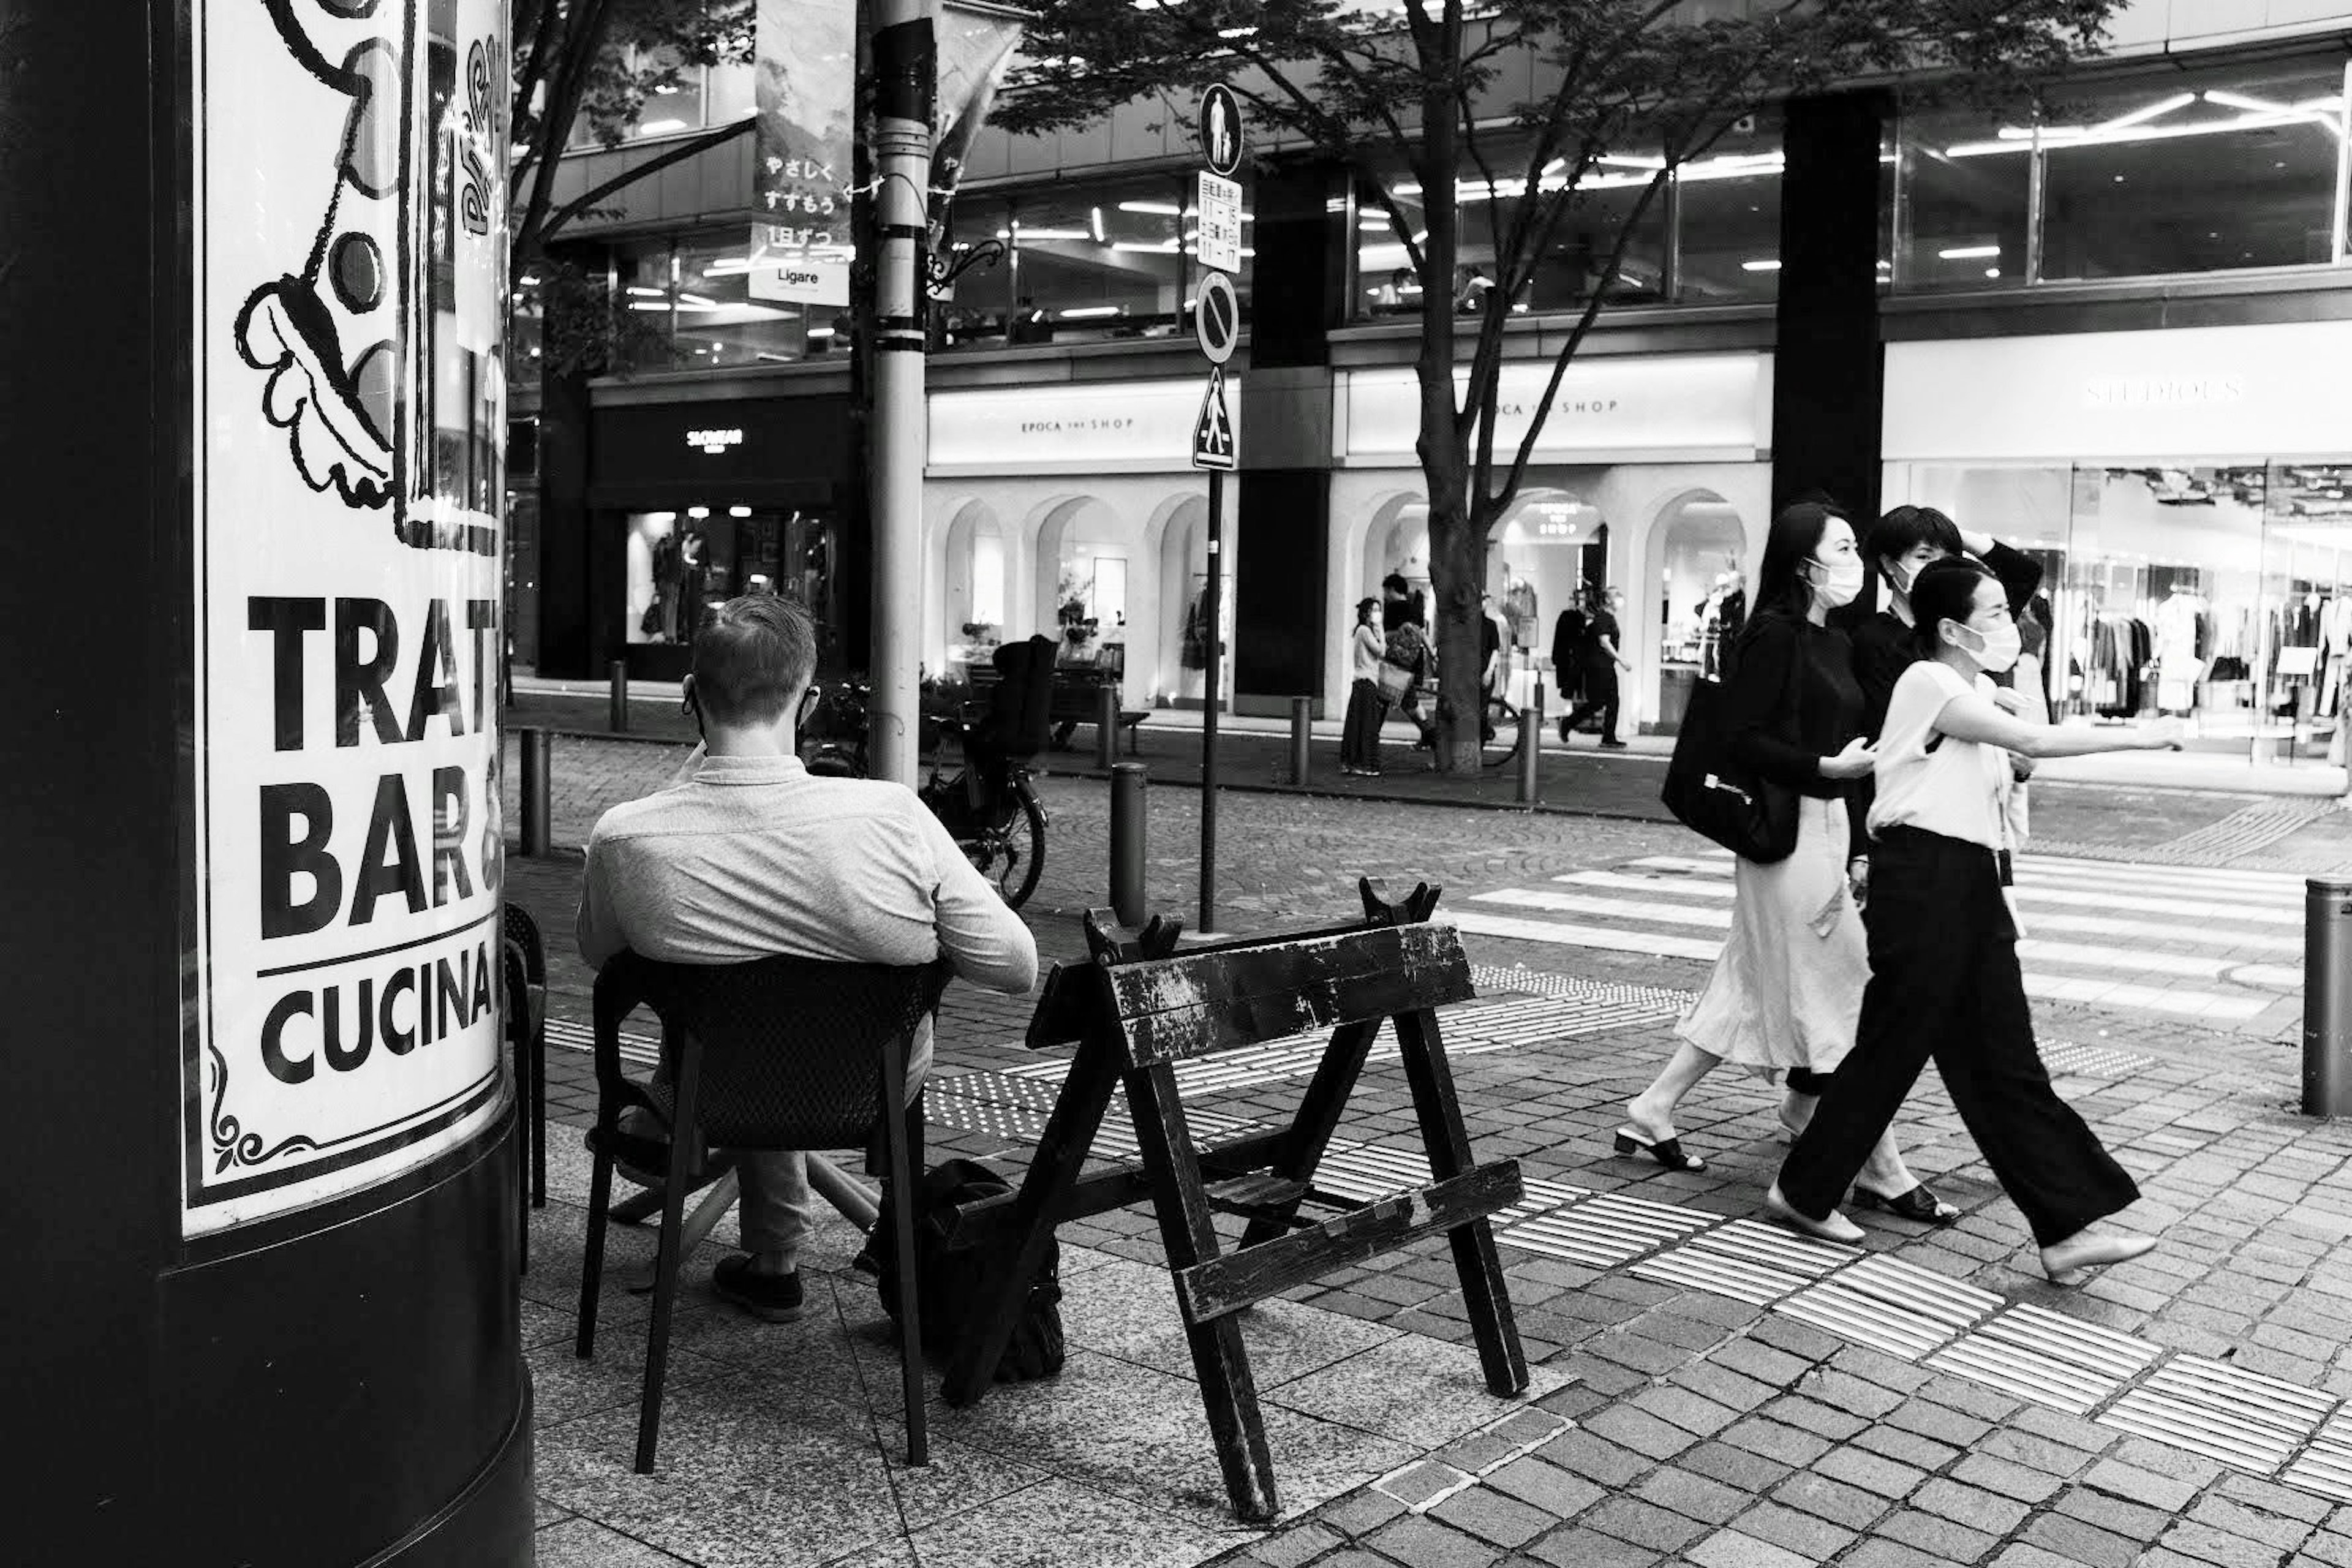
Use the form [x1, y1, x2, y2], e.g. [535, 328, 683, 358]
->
[1110, 762, 1148, 928]
[1517, 681, 1545, 805]
[2307, 878, 2352, 1115]
[1097, 681, 1119, 770]
[608, 659, 629, 733]
[519, 728, 553, 858]
[1289, 696, 1313, 785]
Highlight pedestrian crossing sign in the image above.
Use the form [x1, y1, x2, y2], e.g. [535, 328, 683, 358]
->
[1192, 368, 1236, 470]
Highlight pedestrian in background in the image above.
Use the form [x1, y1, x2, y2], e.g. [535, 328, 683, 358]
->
[1341, 598, 1389, 776]
[1619, 503, 1945, 1223]
[1771, 557, 2181, 1279]
[1383, 600, 1438, 755]
[1560, 587, 1631, 748]
[1550, 589, 1589, 713]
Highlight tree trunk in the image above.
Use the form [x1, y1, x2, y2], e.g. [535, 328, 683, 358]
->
[1424, 460, 1485, 775]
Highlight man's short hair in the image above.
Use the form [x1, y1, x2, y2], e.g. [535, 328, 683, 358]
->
[690, 595, 817, 725]
[1866, 505, 1964, 568]
[1381, 571, 1409, 597]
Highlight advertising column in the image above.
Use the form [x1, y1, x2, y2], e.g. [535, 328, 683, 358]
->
[1, 2, 531, 1559]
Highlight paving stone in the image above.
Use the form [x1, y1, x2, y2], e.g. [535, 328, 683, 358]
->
[2020, 1511, 2139, 1568]
[1729, 1501, 1858, 1561]
[1670, 1362, 1781, 1414]
[1676, 1440, 1794, 1495]
[1717, 1416, 1835, 1470]
[1771, 1472, 1890, 1531]
[1364, 1513, 1507, 1568]
[1319, 1489, 1410, 1539]
[1834, 1542, 1951, 1568]
[1874, 1507, 1996, 1562]
[1521, 1526, 1661, 1568]
[2082, 1458, 2202, 1513]
[1907, 1479, 2032, 1537]
[1814, 1446, 1929, 1501]
[1684, 1529, 1812, 1568]
[1481, 1458, 1604, 1522]
[1536, 1429, 1652, 1489]
[1749, 1317, 1845, 1362]
[1883, 1401, 1996, 1449]
[2055, 1487, 2172, 1542]
[1630, 1466, 1748, 1527]
[1988, 1547, 2081, 1568]
[1579, 1497, 1711, 1555]
[2153, 1522, 2293, 1568]
[1852, 1424, 1960, 1474]
[2214, 1472, 2336, 1525]
[1579, 1406, 1700, 1462]
[1631, 1387, 1741, 1439]
[1763, 1395, 1870, 1443]
[1804, 1368, 1910, 1420]
[1241, 1522, 1346, 1568]
[1711, 1339, 1813, 1389]
[2188, 1493, 2320, 1553]
[1429, 1488, 1559, 1551]
[1951, 1453, 2067, 1505]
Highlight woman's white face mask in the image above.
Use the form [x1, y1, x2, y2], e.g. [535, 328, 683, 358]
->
[1950, 618, 2022, 674]
[1807, 555, 1866, 609]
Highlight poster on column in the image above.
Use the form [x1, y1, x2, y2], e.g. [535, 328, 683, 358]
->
[749, 0, 854, 306]
[185, 0, 511, 1237]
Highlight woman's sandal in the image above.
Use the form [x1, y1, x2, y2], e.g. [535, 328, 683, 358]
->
[1613, 1128, 1705, 1173]
[1852, 1183, 1961, 1226]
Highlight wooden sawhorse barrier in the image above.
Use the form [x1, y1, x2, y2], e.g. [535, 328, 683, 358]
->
[941, 881, 1529, 1521]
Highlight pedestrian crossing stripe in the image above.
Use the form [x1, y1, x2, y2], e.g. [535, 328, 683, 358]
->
[1455, 851, 2302, 1023]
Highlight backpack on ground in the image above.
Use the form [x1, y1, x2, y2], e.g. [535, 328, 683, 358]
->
[858, 1156, 1066, 1382]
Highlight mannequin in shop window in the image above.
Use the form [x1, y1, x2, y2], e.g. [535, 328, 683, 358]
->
[1550, 590, 1589, 709]
[651, 530, 684, 642]
[2152, 582, 2205, 715]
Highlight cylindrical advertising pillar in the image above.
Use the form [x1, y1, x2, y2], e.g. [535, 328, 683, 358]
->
[2306, 879, 2352, 1116]
[1, 4, 531, 1561]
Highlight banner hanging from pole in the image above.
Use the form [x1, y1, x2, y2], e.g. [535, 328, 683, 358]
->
[752, 0, 856, 306]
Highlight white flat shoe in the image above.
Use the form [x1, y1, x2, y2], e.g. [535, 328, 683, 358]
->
[1765, 1183, 1863, 1245]
[2040, 1231, 2156, 1283]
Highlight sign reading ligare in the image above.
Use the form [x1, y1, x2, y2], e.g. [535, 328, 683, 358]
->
[190, 0, 510, 1235]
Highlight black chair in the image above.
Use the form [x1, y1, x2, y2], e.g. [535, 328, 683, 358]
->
[501, 905, 548, 1272]
[575, 952, 950, 1473]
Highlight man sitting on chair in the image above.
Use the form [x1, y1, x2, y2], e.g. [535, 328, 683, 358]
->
[577, 595, 1039, 1321]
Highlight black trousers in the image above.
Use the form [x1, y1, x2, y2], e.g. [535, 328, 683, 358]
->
[1777, 827, 2138, 1247]
[1565, 667, 1619, 742]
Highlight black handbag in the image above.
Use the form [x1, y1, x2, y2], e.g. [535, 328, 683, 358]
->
[1660, 624, 1803, 864]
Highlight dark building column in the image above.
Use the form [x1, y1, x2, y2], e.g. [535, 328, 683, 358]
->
[1234, 159, 1346, 715]
[535, 248, 598, 679]
[1771, 91, 1891, 522]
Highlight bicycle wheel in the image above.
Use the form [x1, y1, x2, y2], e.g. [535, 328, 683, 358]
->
[991, 784, 1047, 908]
[1480, 696, 1522, 769]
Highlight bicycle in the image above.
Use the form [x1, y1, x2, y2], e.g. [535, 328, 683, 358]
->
[804, 680, 1049, 910]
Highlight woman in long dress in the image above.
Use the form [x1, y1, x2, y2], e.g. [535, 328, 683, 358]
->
[1770, 559, 2180, 1278]
[1617, 503, 1951, 1223]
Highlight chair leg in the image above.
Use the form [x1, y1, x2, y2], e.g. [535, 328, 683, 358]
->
[886, 1047, 928, 1468]
[577, 1143, 615, 1359]
[636, 1050, 701, 1474]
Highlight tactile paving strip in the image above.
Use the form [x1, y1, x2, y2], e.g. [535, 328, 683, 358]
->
[1777, 1255, 1999, 1361]
[1927, 1303, 2161, 1415]
[545, 1016, 661, 1068]
[2284, 1408, 2352, 1501]
[1632, 1218, 1854, 1305]
[2039, 1041, 2157, 1077]
[2100, 1355, 2340, 1474]
[1493, 1189, 1714, 1268]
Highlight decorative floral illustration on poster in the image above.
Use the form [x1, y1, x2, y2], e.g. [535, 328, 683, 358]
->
[186, 0, 510, 1237]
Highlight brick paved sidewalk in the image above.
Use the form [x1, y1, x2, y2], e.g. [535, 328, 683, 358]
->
[507, 742, 2352, 1568]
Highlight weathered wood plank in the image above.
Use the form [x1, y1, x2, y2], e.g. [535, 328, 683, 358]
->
[1395, 1007, 1530, 1397]
[1236, 1016, 1382, 1249]
[1172, 1162, 1524, 1325]
[1107, 924, 1474, 1068]
[1121, 1059, 1282, 1522]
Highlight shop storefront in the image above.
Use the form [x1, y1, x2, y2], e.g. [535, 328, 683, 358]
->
[586, 385, 856, 680]
[924, 377, 1241, 709]
[1329, 352, 1774, 728]
[1883, 320, 2352, 760]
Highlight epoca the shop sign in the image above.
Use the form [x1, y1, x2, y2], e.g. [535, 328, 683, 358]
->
[187, 0, 510, 1235]
[930, 379, 1245, 474]
[1340, 355, 1771, 465]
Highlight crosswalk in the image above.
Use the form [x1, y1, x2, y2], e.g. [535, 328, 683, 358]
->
[1453, 851, 2309, 1024]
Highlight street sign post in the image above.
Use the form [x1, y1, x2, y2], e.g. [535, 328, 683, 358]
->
[1191, 88, 1244, 935]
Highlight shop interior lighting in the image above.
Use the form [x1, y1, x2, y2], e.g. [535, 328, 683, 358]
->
[1947, 91, 2344, 157]
[704, 258, 752, 275]
[1090, 207, 1107, 241]
[1118, 200, 1183, 215]
[1110, 238, 1180, 252]
[625, 284, 666, 297]
[1012, 227, 1092, 241]
[1937, 244, 2002, 259]
[1741, 258, 1781, 271]
[688, 507, 711, 518]
[628, 300, 668, 311]
[639, 119, 688, 135]
[805, 325, 834, 338]
[730, 506, 753, 518]
[1060, 304, 1123, 318]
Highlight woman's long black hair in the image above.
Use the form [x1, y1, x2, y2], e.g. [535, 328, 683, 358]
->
[1751, 500, 1848, 619]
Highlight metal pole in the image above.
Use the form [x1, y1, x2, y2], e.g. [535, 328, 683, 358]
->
[1110, 763, 1148, 927]
[2307, 878, 2352, 1116]
[865, 0, 935, 788]
[1517, 680, 1544, 805]
[519, 728, 553, 858]
[1198, 469, 1224, 934]
[607, 660, 628, 733]
[1096, 680, 1118, 770]
[1289, 695, 1312, 785]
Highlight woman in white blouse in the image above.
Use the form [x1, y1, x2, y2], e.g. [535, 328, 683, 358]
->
[1768, 558, 2182, 1283]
